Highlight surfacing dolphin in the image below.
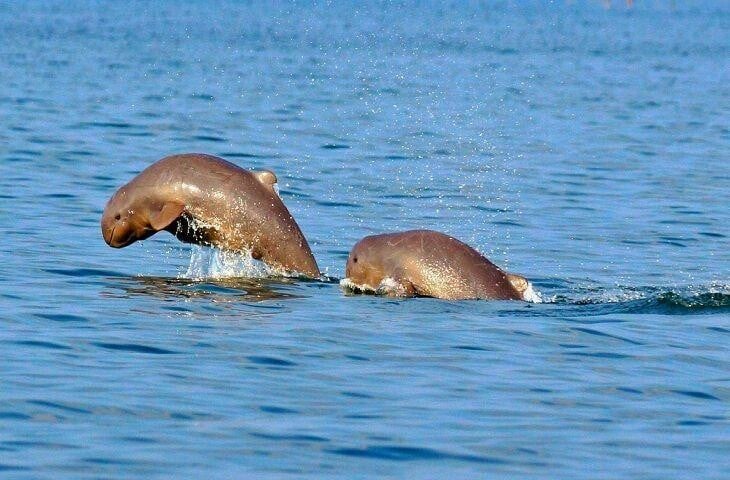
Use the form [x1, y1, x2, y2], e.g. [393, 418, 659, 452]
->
[343, 230, 534, 301]
[101, 153, 320, 278]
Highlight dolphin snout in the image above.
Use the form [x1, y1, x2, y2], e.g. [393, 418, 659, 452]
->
[101, 216, 127, 248]
[105, 225, 118, 247]
[101, 216, 113, 245]
[107, 224, 135, 248]
[101, 218, 117, 247]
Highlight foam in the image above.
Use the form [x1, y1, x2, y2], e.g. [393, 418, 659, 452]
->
[521, 282, 543, 303]
[340, 277, 377, 294]
[340, 277, 410, 296]
[376, 277, 411, 296]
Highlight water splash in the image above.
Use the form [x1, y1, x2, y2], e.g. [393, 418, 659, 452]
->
[182, 245, 278, 280]
[521, 282, 543, 303]
[655, 288, 730, 310]
[340, 276, 410, 297]
[533, 280, 730, 314]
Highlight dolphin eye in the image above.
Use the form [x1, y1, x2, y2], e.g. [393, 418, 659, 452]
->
[114, 214, 121, 220]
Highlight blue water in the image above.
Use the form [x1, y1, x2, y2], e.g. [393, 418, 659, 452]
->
[1, 1, 729, 478]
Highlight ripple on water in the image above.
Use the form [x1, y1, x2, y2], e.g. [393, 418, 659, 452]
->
[92, 343, 179, 355]
[671, 390, 721, 401]
[320, 143, 350, 150]
[27, 400, 92, 415]
[43, 267, 125, 278]
[246, 356, 297, 367]
[219, 152, 275, 159]
[0, 465, 30, 472]
[13, 340, 72, 350]
[191, 135, 226, 143]
[259, 405, 299, 414]
[570, 327, 644, 346]
[0, 412, 32, 420]
[326, 445, 505, 464]
[77, 121, 135, 129]
[34, 313, 88, 323]
[250, 432, 329, 443]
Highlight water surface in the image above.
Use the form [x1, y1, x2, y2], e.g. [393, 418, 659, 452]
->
[1, 1, 728, 478]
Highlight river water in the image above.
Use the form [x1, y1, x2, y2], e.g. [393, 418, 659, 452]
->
[1, 1, 728, 478]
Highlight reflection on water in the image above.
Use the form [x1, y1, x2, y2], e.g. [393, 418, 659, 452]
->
[109, 275, 303, 303]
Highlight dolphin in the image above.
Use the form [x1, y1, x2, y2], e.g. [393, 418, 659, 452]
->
[101, 153, 320, 277]
[343, 230, 531, 300]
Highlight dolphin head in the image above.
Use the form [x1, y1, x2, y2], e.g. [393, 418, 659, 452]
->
[101, 184, 185, 248]
[344, 236, 386, 290]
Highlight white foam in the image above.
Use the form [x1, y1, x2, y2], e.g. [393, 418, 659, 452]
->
[182, 245, 279, 280]
[340, 277, 412, 296]
[376, 277, 411, 296]
[340, 277, 377, 294]
[521, 282, 543, 303]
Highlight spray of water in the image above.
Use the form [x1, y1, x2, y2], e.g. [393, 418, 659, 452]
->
[182, 245, 279, 280]
[536, 280, 730, 309]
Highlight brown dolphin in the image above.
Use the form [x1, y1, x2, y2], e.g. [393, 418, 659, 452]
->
[343, 230, 533, 300]
[101, 153, 320, 277]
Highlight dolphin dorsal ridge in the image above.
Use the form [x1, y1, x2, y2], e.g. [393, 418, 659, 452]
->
[253, 169, 277, 188]
[506, 273, 528, 295]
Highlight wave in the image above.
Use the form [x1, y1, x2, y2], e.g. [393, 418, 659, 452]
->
[158, 246, 729, 314]
[532, 280, 729, 315]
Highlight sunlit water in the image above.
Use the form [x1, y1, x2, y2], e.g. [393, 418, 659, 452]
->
[1, 1, 728, 478]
